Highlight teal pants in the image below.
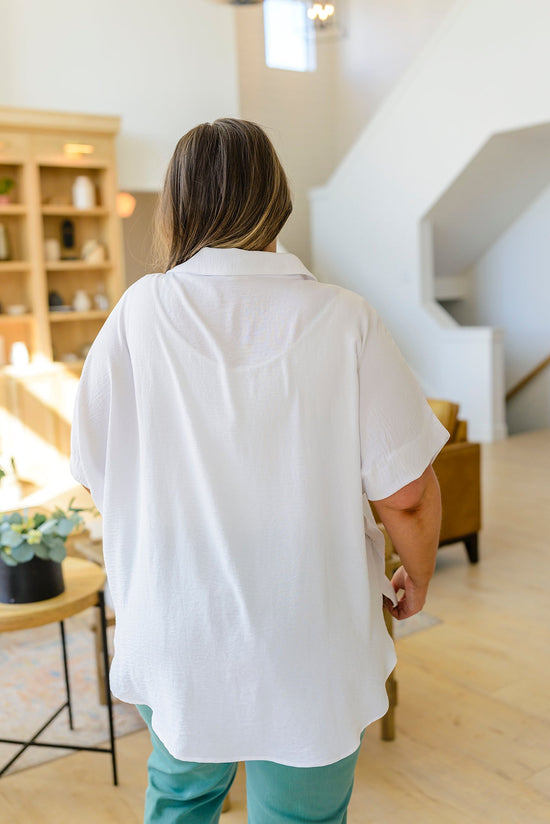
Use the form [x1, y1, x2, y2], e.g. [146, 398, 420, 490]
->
[137, 706, 362, 824]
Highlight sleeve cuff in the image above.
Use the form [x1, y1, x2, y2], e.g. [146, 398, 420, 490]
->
[364, 414, 449, 501]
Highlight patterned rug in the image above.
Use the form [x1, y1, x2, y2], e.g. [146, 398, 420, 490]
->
[393, 610, 442, 639]
[0, 610, 145, 776]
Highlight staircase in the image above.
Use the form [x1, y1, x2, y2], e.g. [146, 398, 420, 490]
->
[310, 0, 550, 441]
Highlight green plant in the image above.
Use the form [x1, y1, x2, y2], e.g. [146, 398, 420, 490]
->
[0, 456, 17, 482]
[0, 499, 87, 567]
[0, 177, 15, 196]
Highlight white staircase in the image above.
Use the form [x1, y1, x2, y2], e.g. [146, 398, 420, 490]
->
[310, 0, 550, 441]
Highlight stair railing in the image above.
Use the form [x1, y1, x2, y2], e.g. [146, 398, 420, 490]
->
[506, 354, 550, 402]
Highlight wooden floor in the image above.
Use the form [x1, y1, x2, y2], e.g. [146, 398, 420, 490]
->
[1, 429, 549, 823]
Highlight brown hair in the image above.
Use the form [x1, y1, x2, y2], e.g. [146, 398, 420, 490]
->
[154, 118, 293, 270]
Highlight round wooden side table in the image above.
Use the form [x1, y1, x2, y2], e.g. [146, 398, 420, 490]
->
[0, 556, 118, 784]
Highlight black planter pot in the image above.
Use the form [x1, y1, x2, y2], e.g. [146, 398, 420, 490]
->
[0, 556, 65, 604]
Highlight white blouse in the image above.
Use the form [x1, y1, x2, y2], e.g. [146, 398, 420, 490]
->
[70, 247, 448, 767]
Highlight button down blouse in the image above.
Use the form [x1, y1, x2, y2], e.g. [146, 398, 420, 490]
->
[70, 247, 448, 767]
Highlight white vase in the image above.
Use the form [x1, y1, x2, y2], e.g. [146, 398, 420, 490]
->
[73, 289, 91, 312]
[72, 176, 96, 209]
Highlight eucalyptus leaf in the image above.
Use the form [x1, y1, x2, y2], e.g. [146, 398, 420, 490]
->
[42, 534, 66, 556]
[33, 513, 47, 528]
[0, 550, 17, 567]
[48, 539, 67, 563]
[55, 518, 76, 537]
[7, 512, 23, 525]
[33, 543, 50, 560]
[2, 530, 25, 548]
[38, 521, 57, 535]
[10, 543, 35, 563]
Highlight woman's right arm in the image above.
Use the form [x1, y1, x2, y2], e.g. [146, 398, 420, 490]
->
[372, 464, 442, 620]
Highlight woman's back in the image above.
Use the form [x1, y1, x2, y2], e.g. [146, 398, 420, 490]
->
[72, 246, 403, 766]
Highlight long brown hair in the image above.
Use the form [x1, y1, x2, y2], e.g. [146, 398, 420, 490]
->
[154, 118, 293, 270]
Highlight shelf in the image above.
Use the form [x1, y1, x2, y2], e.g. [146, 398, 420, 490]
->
[41, 205, 109, 217]
[0, 204, 26, 215]
[37, 159, 109, 170]
[55, 358, 85, 370]
[49, 310, 109, 323]
[0, 313, 33, 323]
[45, 261, 111, 271]
[0, 261, 30, 272]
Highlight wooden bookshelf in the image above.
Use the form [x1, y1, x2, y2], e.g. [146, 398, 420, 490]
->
[0, 107, 124, 367]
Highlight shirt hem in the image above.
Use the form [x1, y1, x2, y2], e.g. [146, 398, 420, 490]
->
[113, 665, 396, 768]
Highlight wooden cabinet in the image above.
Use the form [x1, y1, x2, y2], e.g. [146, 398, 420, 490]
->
[0, 108, 124, 368]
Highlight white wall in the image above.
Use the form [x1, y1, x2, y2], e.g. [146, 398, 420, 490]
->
[311, 0, 550, 441]
[235, 0, 456, 266]
[447, 183, 550, 433]
[334, 0, 456, 159]
[0, 0, 240, 191]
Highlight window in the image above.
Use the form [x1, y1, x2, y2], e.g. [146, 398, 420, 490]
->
[264, 0, 316, 72]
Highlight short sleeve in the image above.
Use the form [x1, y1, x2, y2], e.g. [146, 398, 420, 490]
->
[70, 297, 136, 512]
[359, 308, 449, 501]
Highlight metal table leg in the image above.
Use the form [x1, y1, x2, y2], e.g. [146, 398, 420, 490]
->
[59, 620, 74, 730]
[97, 590, 118, 786]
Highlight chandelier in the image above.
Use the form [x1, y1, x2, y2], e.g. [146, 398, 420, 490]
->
[307, 3, 335, 25]
[226, 0, 342, 34]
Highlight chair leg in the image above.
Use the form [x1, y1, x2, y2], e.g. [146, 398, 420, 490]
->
[381, 606, 398, 741]
[381, 673, 398, 741]
[464, 533, 479, 564]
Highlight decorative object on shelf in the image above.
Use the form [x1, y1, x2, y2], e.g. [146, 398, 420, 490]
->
[44, 237, 61, 262]
[9, 341, 30, 367]
[0, 177, 15, 205]
[48, 289, 65, 309]
[0, 500, 86, 603]
[93, 282, 109, 311]
[73, 288, 92, 312]
[116, 191, 136, 218]
[60, 352, 79, 363]
[61, 218, 78, 259]
[80, 342, 93, 359]
[81, 238, 106, 264]
[0, 223, 11, 260]
[72, 175, 96, 209]
[6, 304, 28, 316]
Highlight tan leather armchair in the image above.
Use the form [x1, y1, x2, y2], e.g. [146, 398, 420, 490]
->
[428, 400, 481, 564]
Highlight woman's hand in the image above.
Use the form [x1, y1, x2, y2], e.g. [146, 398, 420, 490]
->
[383, 565, 428, 620]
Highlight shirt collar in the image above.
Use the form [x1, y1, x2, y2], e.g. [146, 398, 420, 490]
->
[168, 247, 317, 281]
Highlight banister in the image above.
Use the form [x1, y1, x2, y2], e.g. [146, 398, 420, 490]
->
[506, 354, 550, 402]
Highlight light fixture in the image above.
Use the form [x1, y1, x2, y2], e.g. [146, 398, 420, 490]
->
[307, 3, 335, 25]
[116, 191, 137, 218]
[63, 143, 95, 157]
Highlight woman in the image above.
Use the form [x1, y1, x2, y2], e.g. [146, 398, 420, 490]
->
[71, 118, 448, 823]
